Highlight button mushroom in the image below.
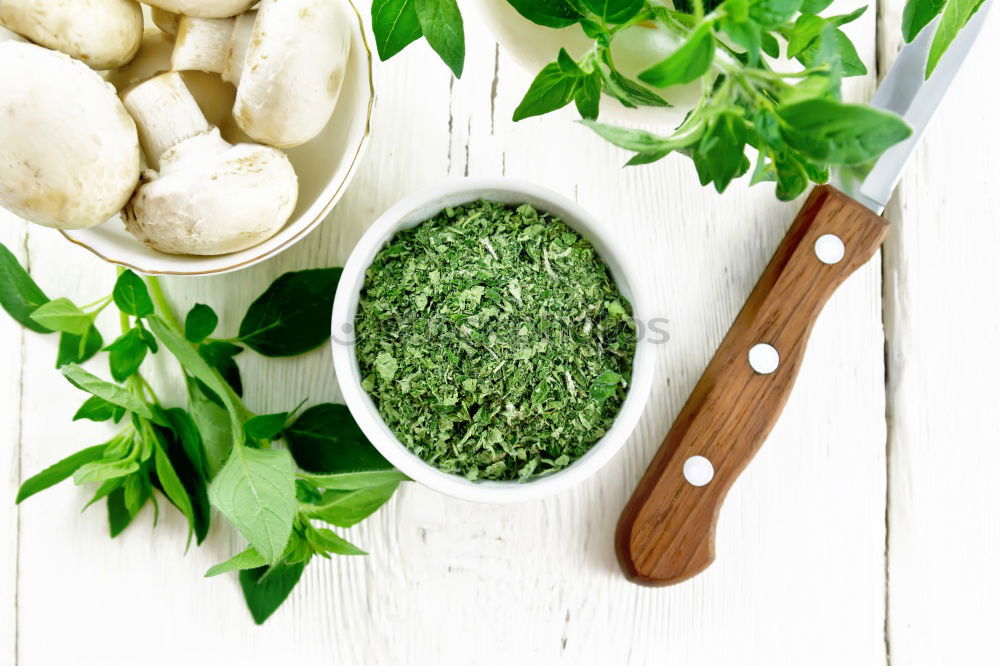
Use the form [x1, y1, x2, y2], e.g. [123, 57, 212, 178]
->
[151, 8, 180, 37]
[0, 42, 141, 230]
[0, 0, 143, 70]
[171, 0, 352, 148]
[120, 72, 299, 256]
[142, 0, 255, 19]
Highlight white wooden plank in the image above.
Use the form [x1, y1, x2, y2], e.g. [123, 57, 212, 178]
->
[11, 3, 888, 664]
[879, 2, 1000, 664]
[0, 209, 27, 666]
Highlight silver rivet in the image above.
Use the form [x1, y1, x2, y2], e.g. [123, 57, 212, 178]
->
[814, 234, 845, 264]
[683, 455, 714, 486]
[748, 343, 779, 374]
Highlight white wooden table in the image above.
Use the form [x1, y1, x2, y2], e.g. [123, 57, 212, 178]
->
[2, 2, 997, 664]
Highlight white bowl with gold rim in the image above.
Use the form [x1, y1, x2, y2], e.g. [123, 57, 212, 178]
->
[331, 178, 655, 504]
[60, 0, 374, 276]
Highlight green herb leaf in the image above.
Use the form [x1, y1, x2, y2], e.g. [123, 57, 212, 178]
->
[749, 0, 803, 29]
[105, 329, 149, 382]
[239, 563, 305, 625]
[639, 24, 715, 87]
[29, 298, 93, 336]
[149, 316, 237, 417]
[580, 0, 644, 24]
[902, 0, 947, 41]
[113, 270, 154, 318]
[0, 241, 51, 333]
[925, 0, 982, 76]
[800, 0, 834, 13]
[74, 456, 140, 486]
[304, 482, 399, 527]
[153, 432, 196, 544]
[414, 0, 465, 77]
[575, 71, 603, 120]
[243, 413, 289, 441]
[107, 486, 136, 538]
[590, 371, 623, 400]
[61, 364, 154, 421]
[777, 99, 913, 165]
[284, 404, 393, 475]
[304, 469, 410, 491]
[580, 120, 674, 153]
[16, 444, 106, 503]
[56, 325, 103, 368]
[371, 0, 423, 60]
[208, 446, 296, 565]
[73, 395, 119, 423]
[205, 548, 267, 577]
[692, 110, 750, 192]
[238, 269, 342, 357]
[513, 60, 581, 121]
[304, 526, 366, 556]
[601, 66, 671, 108]
[187, 380, 234, 478]
[506, 0, 580, 28]
[796, 27, 868, 76]
[184, 304, 218, 343]
[198, 341, 243, 396]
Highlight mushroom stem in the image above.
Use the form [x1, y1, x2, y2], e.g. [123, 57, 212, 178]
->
[121, 72, 210, 169]
[172, 13, 256, 84]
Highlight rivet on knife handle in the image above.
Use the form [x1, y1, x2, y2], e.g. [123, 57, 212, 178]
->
[616, 186, 889, 586]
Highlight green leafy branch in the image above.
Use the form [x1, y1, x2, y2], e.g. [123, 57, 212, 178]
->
[1, 242, 406, 625]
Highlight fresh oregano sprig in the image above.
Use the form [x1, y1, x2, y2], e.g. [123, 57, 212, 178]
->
[371, 0, 987, 200]
[1, 243, 406, 625]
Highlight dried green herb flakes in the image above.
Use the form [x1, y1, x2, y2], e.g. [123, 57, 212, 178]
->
[355, 201, 636, 481]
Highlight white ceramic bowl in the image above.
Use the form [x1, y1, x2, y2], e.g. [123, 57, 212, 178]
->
[331, 178, 654, 503]
[60, 0, 374, 276]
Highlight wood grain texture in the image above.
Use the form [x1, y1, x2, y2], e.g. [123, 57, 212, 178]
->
[0, 2, 893, 664]
[879, 1, 1000, 664]
[618, 187, 889, 585]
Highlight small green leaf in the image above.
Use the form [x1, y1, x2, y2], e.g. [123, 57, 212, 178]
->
[74, 457, 140, 486]
[601, 67, 671, 108]
[107, 486, 135, 538]
[692, 111, 749, 192]
[153, 433, 196, 541]
[777, 99, 913, 165]
[414, 0, 465, 77]
[198, 341, 243, 396]
[16, 444, 106, 503]
[243, 413, 289, 441]
[303, 469, 409, 491]
[580, 0, 644, 23]
[590, 371, 623, 400]
[0, 241, 51, 333]
[73, 395, 118, 423]
[239, 563, 306, 625]
[29, 298, 93, 336]
[187, 380, 234, 478]
[61, 364, 154, 421]
[639, 24, 716, 88]
[284, 404, 394, 476]
[579, 120, 673, 153]
[149, 316, 237, 417]
[113, 270, 154, 318]
[506, 0, 580, 27]
[208, 446, 296, 565]
[238, 269, 342, 357]
[925, 0, 982, 77]
[512, 61, 581, 121]
[796, 28, 867, 77]
[371, 0, 423, 61]
[105, 329, 149, 382]
[574, 72, 602, 120]
[800, 0, 834, 12]
[56, 325, 103, 368]
[206, 548, 268, 577]
[184, 304, 218, 343]
[749, 0, 803, 29]
[902, 0, 947, 41]
[304, 482, 400, 527]
[305, 527, 367, 556]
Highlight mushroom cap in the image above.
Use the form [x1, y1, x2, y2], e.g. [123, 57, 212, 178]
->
[233, 0, 352, 148]
[0, 0, 143, 70]
[0, 42, 140, 230]
[124, 129, 298, 255]
[143, 0, 255, 19]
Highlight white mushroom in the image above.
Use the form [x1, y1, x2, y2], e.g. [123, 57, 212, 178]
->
[0, 0, 143, 70]
[150, 7, 180, 37]
[171, 0, 352, 148]
[121, 72, 299, 256]
[0, 42, 140, 230]
[142, 0, 255, 19]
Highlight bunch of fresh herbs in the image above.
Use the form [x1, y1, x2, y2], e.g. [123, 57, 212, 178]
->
[1, 243, 405, 624]
[371, 0, 986, 200]
[354, 201, 636, 481]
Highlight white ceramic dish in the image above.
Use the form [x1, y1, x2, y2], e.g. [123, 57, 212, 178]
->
[331, 178, 654, 504]
[469, 0, 700, 126]
[61, 0, 374, 276]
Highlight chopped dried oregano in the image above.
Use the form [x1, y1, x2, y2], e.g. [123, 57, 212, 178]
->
[355, 201, 636, 481]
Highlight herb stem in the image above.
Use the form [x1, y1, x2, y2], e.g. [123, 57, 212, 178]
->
[146, 276, 183, 333]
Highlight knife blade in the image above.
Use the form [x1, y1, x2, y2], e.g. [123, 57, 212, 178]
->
[616, 7, 993, 586]
[835, 1, 993, 213]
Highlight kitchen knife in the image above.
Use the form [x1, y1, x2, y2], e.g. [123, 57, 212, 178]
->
[616, 3, 994, 586]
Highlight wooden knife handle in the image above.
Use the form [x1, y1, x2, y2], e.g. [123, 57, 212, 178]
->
[616, 186, 889, 585]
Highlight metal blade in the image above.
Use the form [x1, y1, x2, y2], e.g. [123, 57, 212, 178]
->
[834, 1, 993, 213]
